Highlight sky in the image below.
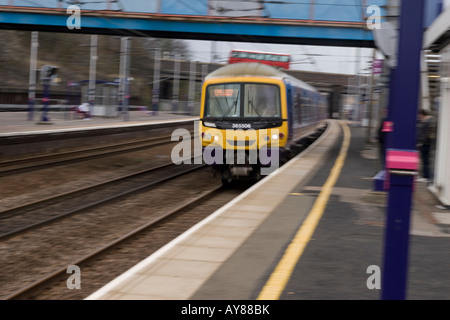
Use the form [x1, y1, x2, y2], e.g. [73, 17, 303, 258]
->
[186, 40, 379, 75]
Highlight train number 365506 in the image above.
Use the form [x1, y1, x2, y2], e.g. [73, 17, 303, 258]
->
[232, 123, 252, 129]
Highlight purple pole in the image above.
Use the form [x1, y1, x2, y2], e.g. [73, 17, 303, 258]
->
[381, 0, 425, 300]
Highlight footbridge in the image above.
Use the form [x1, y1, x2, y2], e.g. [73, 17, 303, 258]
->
[0, 0, 386, 47]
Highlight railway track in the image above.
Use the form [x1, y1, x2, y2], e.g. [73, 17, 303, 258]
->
[0, 123, 328, 300]
[2, 181, 246, 300]
[0, 158, 205, 240]
[0, 132, 193, 177]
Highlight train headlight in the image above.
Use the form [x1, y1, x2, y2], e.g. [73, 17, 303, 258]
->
[272, 134, 279, 141]
[202, 133, 220, 142]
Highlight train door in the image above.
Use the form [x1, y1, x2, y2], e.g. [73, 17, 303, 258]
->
[286, 82, 294, 140]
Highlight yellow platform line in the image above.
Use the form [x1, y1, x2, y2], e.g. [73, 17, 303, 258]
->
[257, 121, 351, 300]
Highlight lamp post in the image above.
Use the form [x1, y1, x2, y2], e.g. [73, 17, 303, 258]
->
[28, 31, 38, 121]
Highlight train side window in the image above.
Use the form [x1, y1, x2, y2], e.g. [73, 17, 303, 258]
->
[301, 94, 310, 125]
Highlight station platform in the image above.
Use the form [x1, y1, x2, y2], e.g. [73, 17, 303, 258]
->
[84, 120, 450, 301]
[0, 111, 198, 136]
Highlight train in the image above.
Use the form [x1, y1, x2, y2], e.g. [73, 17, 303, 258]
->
[198, 62, 328, 184]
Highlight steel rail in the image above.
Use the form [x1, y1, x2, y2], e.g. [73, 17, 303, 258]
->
[0, 133, 193, 176]
[0, 159, 205, 241]
[3, 184, 223, 300]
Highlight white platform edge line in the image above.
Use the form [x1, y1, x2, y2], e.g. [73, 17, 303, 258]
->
[0, 118, 199, 137]
[85, 120, 337, 300]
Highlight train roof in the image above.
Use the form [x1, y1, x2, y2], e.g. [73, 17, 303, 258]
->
[205, 63, 318, 93]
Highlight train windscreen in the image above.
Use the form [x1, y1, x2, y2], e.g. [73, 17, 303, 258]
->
[205, 83, 281, 119]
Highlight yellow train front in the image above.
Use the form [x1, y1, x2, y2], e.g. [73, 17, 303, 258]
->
[199, 63, 327, 184]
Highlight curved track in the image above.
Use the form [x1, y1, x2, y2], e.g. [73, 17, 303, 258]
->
[0, 123, 328, 300]
[4, 184, 232, 300]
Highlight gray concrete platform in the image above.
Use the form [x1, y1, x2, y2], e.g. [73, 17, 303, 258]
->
[0, 111, 198, 136]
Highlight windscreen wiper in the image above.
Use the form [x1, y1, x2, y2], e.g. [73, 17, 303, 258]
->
[248, 99, 262, 121]
[220, 94, 240, 121]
